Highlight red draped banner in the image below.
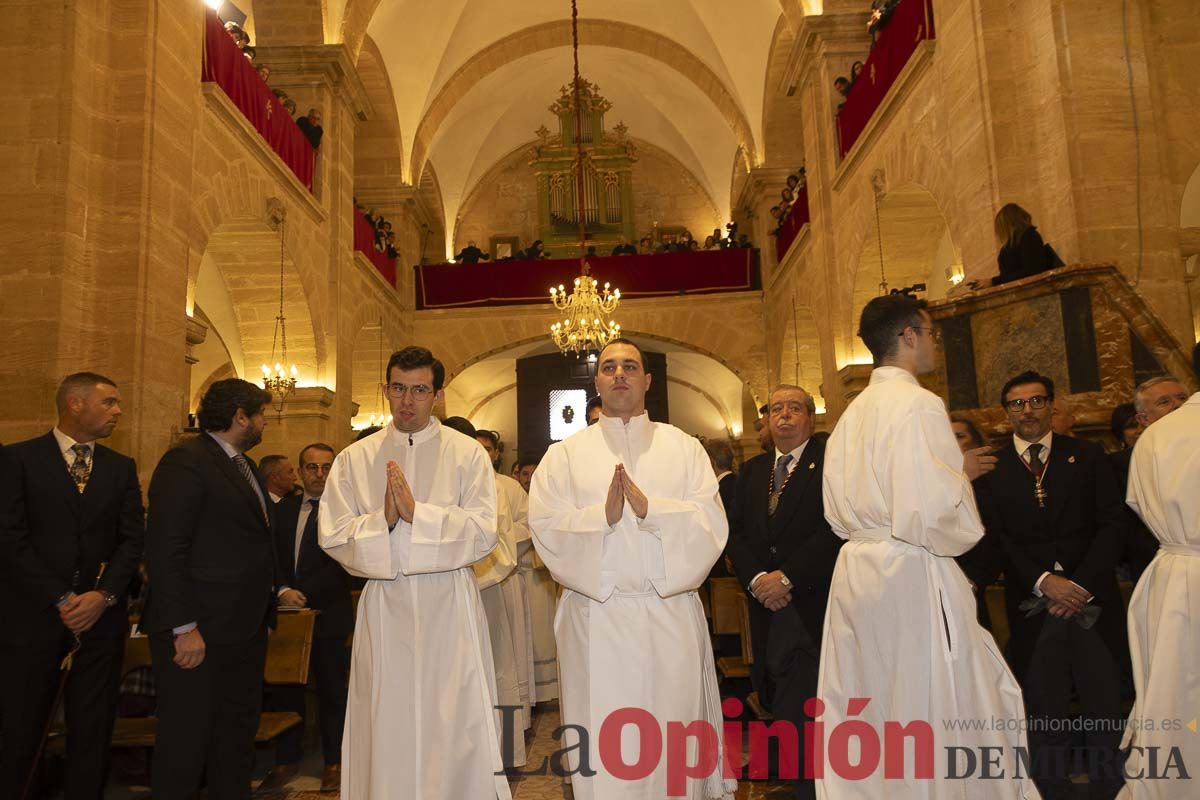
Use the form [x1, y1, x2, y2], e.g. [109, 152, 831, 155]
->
[836, 0, 935, 157]
[415, 249, 760, 310]
[775, 186, 810, 263]
[201, 10, 315, 191]
[354, 212, 396, 286]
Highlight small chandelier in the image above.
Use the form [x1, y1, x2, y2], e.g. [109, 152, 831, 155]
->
[547, 0, 621, 357]
[262, 214, 298, 411]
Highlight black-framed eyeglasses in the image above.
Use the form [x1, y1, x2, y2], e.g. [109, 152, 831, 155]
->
[1004, 395, 1049, 413]
[898, 326, 941, 342]
[384, 383, 433, 400]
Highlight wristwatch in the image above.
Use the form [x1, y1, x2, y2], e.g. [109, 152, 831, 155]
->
[779, 573, 792, 589]
[100, 591, 118, 608]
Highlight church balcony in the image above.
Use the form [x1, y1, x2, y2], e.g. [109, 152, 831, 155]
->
[353, 210, 396, 287]
[201, 10, 315, 193]
[412, 249, 761, 310]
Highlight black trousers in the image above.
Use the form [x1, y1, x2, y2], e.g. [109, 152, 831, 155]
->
[150, 627, 268, 800]
[268, 634, 348, 766]
[1022, 617, 1124, 800]
[0, 626, 124, 800]
[764, 605, 820, 800]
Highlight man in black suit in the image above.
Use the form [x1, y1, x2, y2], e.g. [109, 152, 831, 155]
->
[258, 442, 352, 794]
[610, 235, 637, 256]
[454, 240, 490, 264]
[142, 378, 277, 800]
[0, 372, 145, 799]
[726, 385, 843, 800]
[975, 371, 1126, 800]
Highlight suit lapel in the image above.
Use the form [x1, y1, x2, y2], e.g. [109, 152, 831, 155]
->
[38, 432, 83, 514]
[770, 443, 820, 537]
[202, 435, 269, 528]
[1044, 434, 1074, 527]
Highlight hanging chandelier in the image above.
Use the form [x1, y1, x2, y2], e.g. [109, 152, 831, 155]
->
[262, 214, 298, 411]
[548, 0, 621, 357]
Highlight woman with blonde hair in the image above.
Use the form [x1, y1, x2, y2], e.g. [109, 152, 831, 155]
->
[992, 202, 1063, 285]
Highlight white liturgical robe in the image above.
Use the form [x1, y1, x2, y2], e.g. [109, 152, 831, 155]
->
[819, 367, 1038, 799]
[529, 413, 736, 800]
[474, 474, 532, 766]
[1119, 393, 1200, 799]
[318, 419, 511, 800]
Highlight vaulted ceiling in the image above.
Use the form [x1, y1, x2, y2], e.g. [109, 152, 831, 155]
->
[357, 0, 789, 243]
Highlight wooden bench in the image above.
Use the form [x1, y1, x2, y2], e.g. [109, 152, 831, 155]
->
[713, 579, 752, 680]
[47, 610, 316, 754]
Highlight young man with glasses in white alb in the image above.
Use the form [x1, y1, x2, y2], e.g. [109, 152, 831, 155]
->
[317, 346, 510, 800]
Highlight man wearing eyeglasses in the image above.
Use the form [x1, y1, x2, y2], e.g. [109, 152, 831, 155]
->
[974, 370, 1126, 800]
[259, 443, 351, 793]
[318, 346, 508, 800]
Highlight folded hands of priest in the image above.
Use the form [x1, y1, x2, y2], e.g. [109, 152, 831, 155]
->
[384, 460, 416, 527]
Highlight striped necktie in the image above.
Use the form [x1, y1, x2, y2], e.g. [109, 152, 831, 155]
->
[232, 453, 268, 521]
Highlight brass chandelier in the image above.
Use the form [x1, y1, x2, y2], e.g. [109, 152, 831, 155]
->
[548, 0, 621, 356]
[262, 214, 298, 411]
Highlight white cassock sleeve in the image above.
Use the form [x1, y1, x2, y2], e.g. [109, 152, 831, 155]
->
[883, 406, 983, 556]
[528, 443, 613, 600]
[509, 485, 532, 544]
[637, 438, 728, 597]
[319, 447, 498, 579]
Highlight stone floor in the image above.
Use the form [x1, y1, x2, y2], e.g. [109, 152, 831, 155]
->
[100, 699, 797, 798]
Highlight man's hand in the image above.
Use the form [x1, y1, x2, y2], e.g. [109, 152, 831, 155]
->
[752, 571, 792, 608]
[279, 588, 307, 608]
[1046, 599, 1078, 619]
[59, 591, 107, 634]
[174, 628, 206, 669]
[763, 592, 793, 612]
[619, 466, 648, 520]
[1040, 575, 1089, 613]
[605, 466, 625, 526]
[384, 460, 415, 528]
[963, 446, 998, 480]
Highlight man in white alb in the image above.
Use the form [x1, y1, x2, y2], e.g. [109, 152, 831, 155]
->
[319, 346, 510, 800]
[1119, 363, 1199, 799]
[529, 338, 735, 800]
[818, 294, 1039, 799]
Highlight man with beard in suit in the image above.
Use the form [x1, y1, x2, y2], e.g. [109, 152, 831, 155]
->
[725, 384, 842, 800]
[142, 378, 277, 800]
[259, 443, 352, 793]
[975, 370, 1126, 800]
[0, 372, 145, 799]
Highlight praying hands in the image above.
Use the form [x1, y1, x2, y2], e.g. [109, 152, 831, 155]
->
[384, 460, 416, 527]
[604, 464, 649, 525]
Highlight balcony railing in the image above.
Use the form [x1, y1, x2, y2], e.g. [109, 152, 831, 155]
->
[837, 0, 935, 158]
[201, 10, 315, 191]
[414, 249, 760, 310]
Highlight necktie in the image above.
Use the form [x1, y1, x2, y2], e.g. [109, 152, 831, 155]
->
[297, 498, 319, 574]
[232, 453, 268, 522]
[69, 444, 92, 493]
[1026, 443, 1046, 479]
[769, 453, 793, 515]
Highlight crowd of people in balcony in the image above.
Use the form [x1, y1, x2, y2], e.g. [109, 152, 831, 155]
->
[768, 167, 807, 237]
[354, 199, 400, 259]
[222, 20, 323, 151]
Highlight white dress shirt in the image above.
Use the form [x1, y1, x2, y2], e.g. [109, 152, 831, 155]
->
[278, 493, 319, 598]
[52, 427, 94, 467]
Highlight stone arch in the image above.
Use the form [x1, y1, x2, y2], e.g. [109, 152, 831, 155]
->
[452, 137, 722, 253]
[760, 17, 806, 171]
[354, 36, 406, 191]
[408, 20, 759, 184]
[843, 183, 960, 364]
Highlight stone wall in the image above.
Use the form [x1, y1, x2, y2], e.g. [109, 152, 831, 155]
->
[453, 138, 722, 255]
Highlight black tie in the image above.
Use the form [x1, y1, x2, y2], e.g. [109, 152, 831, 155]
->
[1026, 443, 1046, 479]
[297, 498, 319, 575]
[232, 453, 268, 522]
